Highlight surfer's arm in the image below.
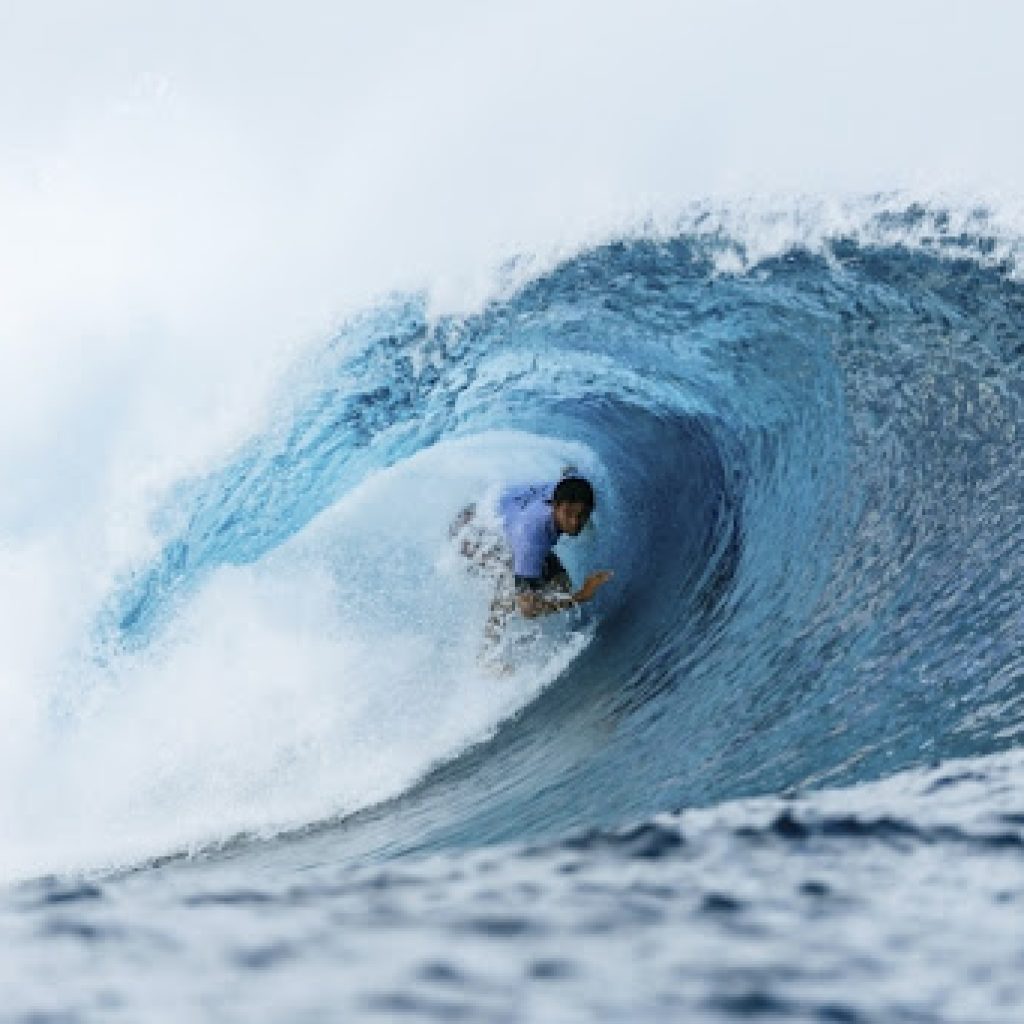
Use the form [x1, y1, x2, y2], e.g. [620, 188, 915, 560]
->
[516, 570, 614, 618]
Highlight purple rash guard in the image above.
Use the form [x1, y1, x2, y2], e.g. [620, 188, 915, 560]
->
[496, 482, 561, 581]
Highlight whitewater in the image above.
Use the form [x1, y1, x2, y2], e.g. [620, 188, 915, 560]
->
[2, 3, 1024, 1021]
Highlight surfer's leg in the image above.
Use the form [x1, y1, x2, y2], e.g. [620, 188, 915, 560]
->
[453, 511, 515, 664]
[450, 503, 481, 560]
[449, 502, 476, 538]
[483, 569, 516, 646]
[480, 551, 522, 671]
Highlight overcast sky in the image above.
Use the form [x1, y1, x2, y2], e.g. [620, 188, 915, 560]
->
[2, 1, 1021, 188]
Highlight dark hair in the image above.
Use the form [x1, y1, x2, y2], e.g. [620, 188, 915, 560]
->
[553, 476, 595, 510]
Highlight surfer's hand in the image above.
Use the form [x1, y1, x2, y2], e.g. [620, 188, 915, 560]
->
[575, 570, 614, 604]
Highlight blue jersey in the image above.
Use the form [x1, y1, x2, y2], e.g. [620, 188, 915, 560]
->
[496, 482, 561, 579]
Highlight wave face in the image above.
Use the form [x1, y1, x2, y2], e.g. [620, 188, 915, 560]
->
[5, 203, 1022, 878]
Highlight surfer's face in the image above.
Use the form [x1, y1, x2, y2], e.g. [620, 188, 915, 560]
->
[553, 500, 590, 536]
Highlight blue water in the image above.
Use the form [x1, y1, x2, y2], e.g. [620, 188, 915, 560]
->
[5, 207, 1024, 1021]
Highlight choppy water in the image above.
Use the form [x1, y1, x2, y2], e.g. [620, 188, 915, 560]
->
[6, 753, 1024, 1022]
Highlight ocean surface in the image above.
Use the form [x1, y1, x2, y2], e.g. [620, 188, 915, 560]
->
[3, 206, 1023, 1022]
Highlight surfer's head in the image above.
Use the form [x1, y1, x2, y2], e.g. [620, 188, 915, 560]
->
[552, 476, 594, 536]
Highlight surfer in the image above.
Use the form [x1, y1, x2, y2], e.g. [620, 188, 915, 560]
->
[451, 472, 614, 645]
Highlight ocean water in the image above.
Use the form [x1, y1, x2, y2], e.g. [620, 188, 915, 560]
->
[3, 4, 1024, 1022]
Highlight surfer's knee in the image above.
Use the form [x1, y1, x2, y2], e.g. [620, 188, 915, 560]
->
[449, 502, 477, 539]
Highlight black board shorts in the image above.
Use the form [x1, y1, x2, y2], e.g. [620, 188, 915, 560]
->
[514, 552, 568, 594]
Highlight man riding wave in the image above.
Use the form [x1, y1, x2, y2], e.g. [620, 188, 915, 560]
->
[451, 471, 614, 649]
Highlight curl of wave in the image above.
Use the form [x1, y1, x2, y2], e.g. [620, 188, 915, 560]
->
[5, 201, 1024, 877]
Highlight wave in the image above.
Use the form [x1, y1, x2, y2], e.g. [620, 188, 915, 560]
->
[2, 199, 1023, 879]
